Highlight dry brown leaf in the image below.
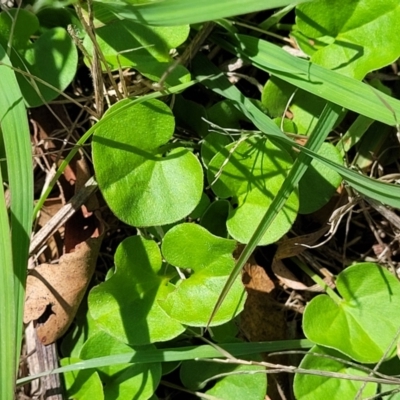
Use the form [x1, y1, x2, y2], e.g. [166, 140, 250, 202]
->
[271, 227, 329, 292]
[240, 254, 288, 400]
[24, 234, 102, 345]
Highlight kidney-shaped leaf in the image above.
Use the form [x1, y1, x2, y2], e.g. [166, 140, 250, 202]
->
[0, 9, 77, 107]
[295, 0, 400, 79]
[93, 98, 203, 227]
[84, 19, 190, 86]
[180, 359, 267, 400]
[298, 142, 343, 214]
[294, 345, 377, 400]
[160, 223, 245, 326]
[89, 236, 185, 345]
[80, 331, 161, 400]
[208, 137, 298, 245]
[303, 263, 400, 363]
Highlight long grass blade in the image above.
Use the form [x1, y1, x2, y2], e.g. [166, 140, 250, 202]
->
[208, 102, 343, 323]
[0, 44, 33, 398]
[193, 54, 400, 208]
[92, 0, 310, 26]
[215, 34, 400, 127]
[16, 339, 313, 385]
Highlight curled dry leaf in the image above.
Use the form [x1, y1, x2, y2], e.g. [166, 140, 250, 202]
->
[24, 232, 103, 345]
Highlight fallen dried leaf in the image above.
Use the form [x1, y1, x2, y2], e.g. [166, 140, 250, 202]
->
[24, 233, 102, 345]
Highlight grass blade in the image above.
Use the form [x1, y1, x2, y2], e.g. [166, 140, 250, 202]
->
[0, 45, 33, 398]
[193, 54, 400, 208]
[209, 102, 343, 323]
[92, 0, 310, 26]
[215, 34, 400, 127]
[16, 339, 313, 385]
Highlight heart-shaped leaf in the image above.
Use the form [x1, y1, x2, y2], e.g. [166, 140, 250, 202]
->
[294, 0, 400, 79]
[80, 331, 161, 400]
[84, 19, 190, 86]
[160, 223, 245, 326]
[0, 9, 77, 107]
[92, 98, 204, 227]
[303, 263, 400, 363]
[208, 137, 298, 245]
[180, 359, 267, 400]
[61, 357, 104, 400]
[89, 236, 185, 345]
[294, 345, 377, 400]
[298, 142, 343, 214]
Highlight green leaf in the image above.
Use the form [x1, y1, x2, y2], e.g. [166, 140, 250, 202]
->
[92, 98, 203, 227]
[201, 132, 232, 168]
[61, 357, 104, 400]
[0, 44, 33, 399]
[92, 0, 310, 26]
[180, 359, 267, 400]
[208, 137, 299, 245]
[294, 0, 400, 79]
[294, 345, 377, 400]
[303, 263, 400, 363]
[0, 9, 77, 107]
[160, 223, 245, 326]
[89, 236, 184, 345]
[80, 331, 161, 400]
[298, 143, 343, 214]
[84, 19, 190, 86]
[200, 200, 230, 238]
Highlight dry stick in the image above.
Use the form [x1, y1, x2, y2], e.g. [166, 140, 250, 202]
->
[29, 176, 98, 257]
[354, 321, 400, 399]
[199, 358, 400, 386]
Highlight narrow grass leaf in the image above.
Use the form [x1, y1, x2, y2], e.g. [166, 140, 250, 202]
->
[208, 102, 343, 323]
[214, 34, 400, 127]
[193, 54, 400, 208]
[16, 339, 313, 385]
[0, 44, 33, 398]
[92, 0, 310, 26]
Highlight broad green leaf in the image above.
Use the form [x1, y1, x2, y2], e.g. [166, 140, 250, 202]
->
[92, 98, 203, 227]
[201, 132, 232, 168]
[80, 331, 161, 400]
[160, 223, 245, 325]
[303, 263, 400, 363]
[0, 9, 77, 107]
[92, 0, 310, 26]
[89, 236, 184, 345]
[33, 78, 201, 219]
[61, 357, 104, 400]
[174, 95, 209, 137]
[208, 137, 299, 245]
[298, 142, 343, 214]
[294, 345, 377, 400]
[60, 301, 103, 359]
[294, 0, 400, 79]
[207, 99, 249, 130]
[180, 359, 267, 400]
[189, 192, 210, 219]
[200, 200, 230, 238]
[83, 19, 190, 86]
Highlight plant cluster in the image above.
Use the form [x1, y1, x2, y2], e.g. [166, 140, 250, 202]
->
[2, 0, 400, 399]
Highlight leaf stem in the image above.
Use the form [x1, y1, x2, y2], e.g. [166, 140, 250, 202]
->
[291, 258, 342, 305]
